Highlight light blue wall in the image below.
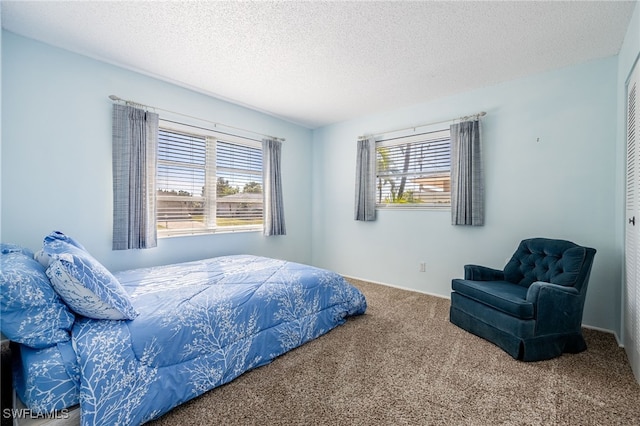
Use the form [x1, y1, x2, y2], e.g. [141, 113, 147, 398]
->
[1, 15, 633, 336]
[0, 11, 3, 234]
[311, 56, 620, 333]
[1, 31, 313, 272]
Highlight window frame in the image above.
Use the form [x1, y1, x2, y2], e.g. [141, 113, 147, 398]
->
[156, 120, 264, 238]
[375, 128, 451, 210]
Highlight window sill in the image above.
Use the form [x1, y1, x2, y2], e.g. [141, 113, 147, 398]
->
[158, 225, 262, 239]
[376, 204, 450, 211]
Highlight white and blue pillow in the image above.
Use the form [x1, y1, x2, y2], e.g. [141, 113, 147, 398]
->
[0, 245, 75, 348]
[43, 232, 139, 321]
[35, 231, 86, 268]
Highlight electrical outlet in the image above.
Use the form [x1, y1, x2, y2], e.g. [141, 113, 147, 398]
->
[419, 262, 426, 272]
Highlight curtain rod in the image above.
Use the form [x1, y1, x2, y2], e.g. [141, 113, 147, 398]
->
[358, 111, 486, 140]
[108, 95, 285, 142]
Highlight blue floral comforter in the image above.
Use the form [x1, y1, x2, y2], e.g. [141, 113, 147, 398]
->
[70, 255, 365, 425]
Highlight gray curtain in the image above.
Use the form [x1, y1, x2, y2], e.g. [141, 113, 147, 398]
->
[354, 137, 376, 221]
[450, 120, 484, 226]
[263, 138, 286, 236]
[112, 104, 159, 249]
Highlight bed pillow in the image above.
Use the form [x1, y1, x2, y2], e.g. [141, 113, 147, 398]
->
[1, 243, 35, 257]
[43, 232, 138, 321]
[35, 231, 86, 268]
[0, 248, 75, 348]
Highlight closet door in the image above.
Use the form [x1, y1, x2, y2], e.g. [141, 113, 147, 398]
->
[626, 61, 639, 383]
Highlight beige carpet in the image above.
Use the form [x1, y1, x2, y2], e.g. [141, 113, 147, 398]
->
[149, 279, 640, 425]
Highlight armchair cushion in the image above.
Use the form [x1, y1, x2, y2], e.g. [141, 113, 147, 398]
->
[452, 279, 534, 319]
[503, 239, 587, 287]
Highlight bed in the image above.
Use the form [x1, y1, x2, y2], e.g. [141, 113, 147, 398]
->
[1, 232, 367, 425]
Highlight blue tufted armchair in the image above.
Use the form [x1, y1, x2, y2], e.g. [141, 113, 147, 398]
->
[449, 238, 596, 361]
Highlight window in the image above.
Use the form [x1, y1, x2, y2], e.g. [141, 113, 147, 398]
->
[376, 129, 451, 208]
[157, 124, 263, 236]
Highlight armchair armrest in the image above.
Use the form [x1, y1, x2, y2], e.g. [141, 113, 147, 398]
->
[526, 281, 582, 335]
[464, 264, 505, 281]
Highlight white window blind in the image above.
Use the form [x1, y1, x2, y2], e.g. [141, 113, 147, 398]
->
[157, 126, 263, 236]
[376, 129, 451, 208]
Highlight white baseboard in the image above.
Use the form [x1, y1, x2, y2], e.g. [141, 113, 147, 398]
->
[344, 274, 621, 345]
[582, 324, 623, 347]
[343, 274, 451, 300]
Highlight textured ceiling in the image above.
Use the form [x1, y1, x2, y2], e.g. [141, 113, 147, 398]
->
[1, 1, 637, 128]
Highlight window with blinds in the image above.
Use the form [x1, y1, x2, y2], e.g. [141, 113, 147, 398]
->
[157, 126, 263, 237]
[376, 129, 451, 208]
